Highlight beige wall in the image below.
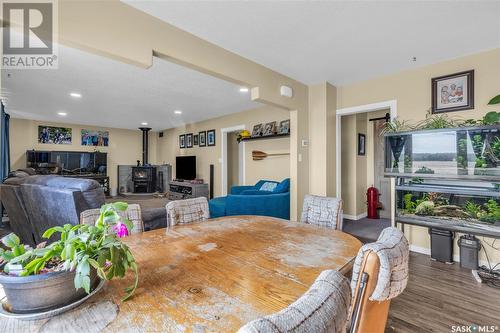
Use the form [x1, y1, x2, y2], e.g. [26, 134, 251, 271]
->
[337, 48, 500, 263]
[341, 113, 369, 217]
[227, 132, 240, 192]
[308, 82, 337, 196]
[9, 118, 157, 195]
[157, 105, 291, 198]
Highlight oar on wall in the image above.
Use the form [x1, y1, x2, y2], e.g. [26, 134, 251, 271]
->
[252, 150, 290, 161]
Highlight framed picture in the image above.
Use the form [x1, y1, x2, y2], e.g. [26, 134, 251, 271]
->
[179, 134, 185, 149]
[278, 119, 290, 135]
[252, 124, 263, 137]
[358, 133, 366, 156]
[38, 126, 72, 145]
[186, 133, 193, 148]
[207, 129, 216, 146]
[432, 70, 474, 113]
[194, 134, 199, 146]
[81, 129, 109, 147]
[199, 131, 206, 147]
[263, 121, 277, 136]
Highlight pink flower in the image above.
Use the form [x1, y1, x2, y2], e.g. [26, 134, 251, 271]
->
[113, 222, 129, 238]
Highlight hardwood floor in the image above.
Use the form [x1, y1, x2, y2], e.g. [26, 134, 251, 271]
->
[386, 252, 500, 332]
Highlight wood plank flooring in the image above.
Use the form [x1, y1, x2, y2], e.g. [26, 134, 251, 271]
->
[386, 252, 500, 332]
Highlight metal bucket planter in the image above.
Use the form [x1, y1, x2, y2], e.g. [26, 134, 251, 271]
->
[0, 269, 99, 314]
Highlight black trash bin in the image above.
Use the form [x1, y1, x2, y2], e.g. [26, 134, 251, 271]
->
[429, 228, 454, 263]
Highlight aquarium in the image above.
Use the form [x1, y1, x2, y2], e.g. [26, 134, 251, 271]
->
[395, 178, 500, 237]
[385, 125, 500, 180]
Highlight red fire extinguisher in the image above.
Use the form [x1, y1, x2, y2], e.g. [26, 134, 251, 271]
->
[367, 186, 381, 219]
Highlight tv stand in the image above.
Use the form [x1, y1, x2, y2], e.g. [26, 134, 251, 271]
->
[168, 181, 209, 200]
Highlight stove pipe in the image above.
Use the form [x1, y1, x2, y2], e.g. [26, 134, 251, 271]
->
[139, 127, 151, 165]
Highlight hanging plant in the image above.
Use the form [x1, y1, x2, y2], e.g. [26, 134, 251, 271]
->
[488, 94, 500, 105]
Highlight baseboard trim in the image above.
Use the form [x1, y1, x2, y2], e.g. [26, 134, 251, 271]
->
[343, 212, 368, 221]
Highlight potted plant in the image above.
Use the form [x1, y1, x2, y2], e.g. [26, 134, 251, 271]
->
[0, 202, 138, 314]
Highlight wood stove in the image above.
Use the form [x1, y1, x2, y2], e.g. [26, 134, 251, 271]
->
[132, 166, 157, 193]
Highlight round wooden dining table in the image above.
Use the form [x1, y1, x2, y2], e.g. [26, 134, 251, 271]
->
[0, 216, 362, 333]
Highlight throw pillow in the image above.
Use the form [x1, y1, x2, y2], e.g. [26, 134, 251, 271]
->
[259, 182, 278, 192]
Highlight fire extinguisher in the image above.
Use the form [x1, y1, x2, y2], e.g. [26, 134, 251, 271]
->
[367, 186, 380, 219]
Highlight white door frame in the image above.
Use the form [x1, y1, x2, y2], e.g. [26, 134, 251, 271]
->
[336, 100, 397, 223]
[220, 125, 246, 196]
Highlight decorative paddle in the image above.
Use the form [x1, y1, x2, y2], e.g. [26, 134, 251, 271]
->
[252, 150, 290, 161]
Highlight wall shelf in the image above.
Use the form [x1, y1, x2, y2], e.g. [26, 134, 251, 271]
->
[237, 133, 290, 143]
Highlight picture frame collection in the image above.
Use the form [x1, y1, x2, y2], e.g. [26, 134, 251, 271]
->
[180, 129, 215, 149]
[252, 119, 290, 138]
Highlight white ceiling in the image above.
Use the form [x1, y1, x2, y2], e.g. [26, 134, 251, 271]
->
[124, 0, 500, 85]
[1, 44, 259, 131]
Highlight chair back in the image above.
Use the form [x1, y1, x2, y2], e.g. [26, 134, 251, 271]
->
[165, 197, 209, 227]
[238, 270, 351, 333]
[301, 194, 343, 229]
[349, 227, 409, 333]
[80, 203, 143, 234]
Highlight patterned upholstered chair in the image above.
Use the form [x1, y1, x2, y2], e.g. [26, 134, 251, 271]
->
[301, 195, 343, 230]
[165, 197, 210, 227]
[80, 203, 144, 234]
[238, 270, 351, 333]
[349, 227, 409, 333]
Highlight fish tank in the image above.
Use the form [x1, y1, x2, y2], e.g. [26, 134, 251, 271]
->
[395, 178, 500, 237]
[384, 125, 500, 181]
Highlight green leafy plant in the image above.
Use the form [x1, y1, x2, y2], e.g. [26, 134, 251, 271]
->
[489, 95, 500, 105]
[403, 193, 416, 214]
[482, 111, 500, 125]
[380, 118, 414, 135]
[418, 112, 459, 130]
[479, 199, 500, 223]
[0, 202, 138, 300]
[475, 157, 487, 168]
[464, 201, 483, 219]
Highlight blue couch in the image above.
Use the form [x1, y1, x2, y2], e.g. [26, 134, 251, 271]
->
[209, 179, 290, 220]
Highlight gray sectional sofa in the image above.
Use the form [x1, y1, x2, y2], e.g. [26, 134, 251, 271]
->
[1, 170, 105, 246]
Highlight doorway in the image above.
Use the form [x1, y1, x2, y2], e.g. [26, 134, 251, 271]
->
[221, 125, 245, 196]
[336, 100, 396, 242]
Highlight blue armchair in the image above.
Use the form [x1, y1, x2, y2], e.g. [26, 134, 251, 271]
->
[209, 179, 290, 220]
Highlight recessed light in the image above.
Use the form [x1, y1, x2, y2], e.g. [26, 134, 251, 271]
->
[141, 122, 148, 126]
[57, 112, 67, 116]
[174, 110, 182, 115]
[239, 87, 249, 92]
[70, 92, 82, 98]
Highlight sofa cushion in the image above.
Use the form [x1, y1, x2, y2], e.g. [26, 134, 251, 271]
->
[273, 178, 290, 193]
[208, 196, 227, 218]
[259, 181, 278, 192]
[23, 175, 100, 191]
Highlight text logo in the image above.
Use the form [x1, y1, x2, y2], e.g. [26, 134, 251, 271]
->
[2, 1, 58, 69]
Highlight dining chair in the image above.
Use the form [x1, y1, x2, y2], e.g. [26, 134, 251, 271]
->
[301, 194, 343, 230]
[237, 269, 351, 333]
[165, 197, 210, 227]
[348, 227, 409, 333]
[80, 203, 144, 234]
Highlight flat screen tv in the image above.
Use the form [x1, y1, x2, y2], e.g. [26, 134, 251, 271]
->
[176, 156, 196, 180]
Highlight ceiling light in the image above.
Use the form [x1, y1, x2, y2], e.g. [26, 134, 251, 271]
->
[57, 112, 67, 116]
[174, 110, 182, 115]
[239, 87, 249, 92]
[70, 92, 82, 98]
[141, 122, 148, 126]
